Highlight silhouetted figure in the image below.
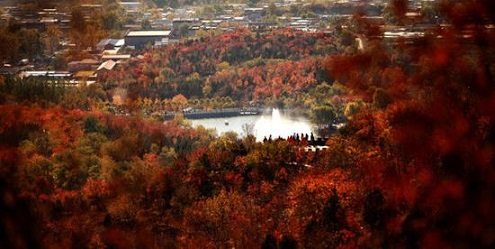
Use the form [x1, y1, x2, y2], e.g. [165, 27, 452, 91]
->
[316, 138, 324, 146]
[261, 233, 277, 249]
[280, 234, 298, 249]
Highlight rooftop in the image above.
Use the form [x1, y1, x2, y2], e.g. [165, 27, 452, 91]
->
[79, 59, 99, 64]
[97, 60, 117, 71]
[20, 71, 71, 78]
[125, 30, 171, 37]
[101, 54, 132, 60]
[74, 71, 96, 78]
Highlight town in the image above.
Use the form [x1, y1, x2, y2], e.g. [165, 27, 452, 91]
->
[1, 1, 495, 248]
[1, 0, 440, 84]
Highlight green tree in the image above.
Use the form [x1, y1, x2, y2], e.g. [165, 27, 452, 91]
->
[310, 104, 336, 128]
[179, 23, 190, 38]
[344, 101, 364, 119]
[18, 28, 43, 60]
[0, 28, 20, 62]
[99, 11, 121, 31]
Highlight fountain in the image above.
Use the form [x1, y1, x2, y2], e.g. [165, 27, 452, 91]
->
[253, 108, 312, 141]
[188, 108, 313, 140]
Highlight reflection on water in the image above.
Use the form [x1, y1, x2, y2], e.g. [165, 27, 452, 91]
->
[189, 108, 313, 140]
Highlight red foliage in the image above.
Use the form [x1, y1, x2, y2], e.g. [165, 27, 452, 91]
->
[323, 1, 495, 247]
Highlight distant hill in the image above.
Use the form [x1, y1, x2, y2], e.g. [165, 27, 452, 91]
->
[0, 0, 81, 8]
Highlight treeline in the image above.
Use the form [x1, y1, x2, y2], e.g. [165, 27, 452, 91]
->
[0, 76, 107, 110]
[105, 28, 351, 127]
[107, 28, 340, 101]
[0, 104, 365, 248]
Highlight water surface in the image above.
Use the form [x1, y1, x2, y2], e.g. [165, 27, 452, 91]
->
[189, 109, 313, 140]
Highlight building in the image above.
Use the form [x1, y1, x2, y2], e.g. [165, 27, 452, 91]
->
[97, 60, 117, 71]
[124, 30, 171, 48]
[19, 71, 72, 80]
[96, 39, 124, 52]
[118, 1, 141, 11]
[172, 19, 201, 38]
[96, 60, 117, 82]
[67, 59, 100, 72]
[73, 71, 97, 84]
[101, 54, 131, 61]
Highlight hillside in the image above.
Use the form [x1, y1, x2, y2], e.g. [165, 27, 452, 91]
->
[1, 0, 495, 248]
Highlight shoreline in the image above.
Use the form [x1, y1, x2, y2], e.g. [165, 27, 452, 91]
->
[163, 107, 264, 120]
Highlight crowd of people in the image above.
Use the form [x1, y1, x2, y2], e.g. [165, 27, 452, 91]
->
[263, 132, 328, 147]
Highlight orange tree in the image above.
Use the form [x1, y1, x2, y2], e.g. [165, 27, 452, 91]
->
[327, 0, 495, 247]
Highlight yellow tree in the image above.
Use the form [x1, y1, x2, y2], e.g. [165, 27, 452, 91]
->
[171, 94, 188, 111]
[182, 190, 264, 248]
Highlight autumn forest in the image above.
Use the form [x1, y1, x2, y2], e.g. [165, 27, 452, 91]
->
[1, 0, 495, 248]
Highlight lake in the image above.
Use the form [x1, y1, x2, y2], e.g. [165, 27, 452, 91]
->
[189, 109, 314, 141]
